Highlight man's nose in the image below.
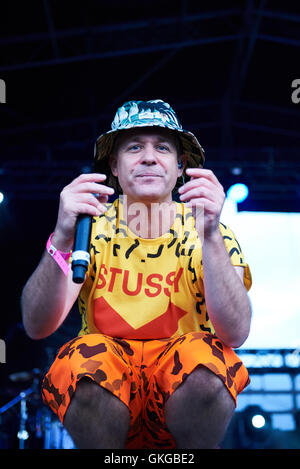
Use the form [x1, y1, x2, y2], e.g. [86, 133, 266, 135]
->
[141, 144, 157, 164]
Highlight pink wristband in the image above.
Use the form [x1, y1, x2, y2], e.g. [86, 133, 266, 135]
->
[46, 233, 71, 276]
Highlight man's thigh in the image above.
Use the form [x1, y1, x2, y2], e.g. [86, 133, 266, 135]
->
[151, 332, 249, 405]
[141, 332, 249, 447]
[41, 334, 142, 425]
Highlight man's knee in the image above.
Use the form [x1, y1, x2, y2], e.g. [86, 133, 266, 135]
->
[66, 377, 129, 420]
[164, 366, 235, 448]
[168, 365, 231, 408]
[71, 378, 103, 407]
[185, 366, 226, 402]
[63, 377, 130, 448]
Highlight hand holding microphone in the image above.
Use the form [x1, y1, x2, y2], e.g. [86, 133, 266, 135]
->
[51, 173, 114, 283]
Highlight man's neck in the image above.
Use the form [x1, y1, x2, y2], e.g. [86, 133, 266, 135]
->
[122, 195, 177, 239]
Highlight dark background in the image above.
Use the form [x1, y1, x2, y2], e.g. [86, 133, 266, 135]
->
[0, 0, 299, 448]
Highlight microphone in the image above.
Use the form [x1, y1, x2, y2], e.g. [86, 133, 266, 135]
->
[71, 214, 92, 283]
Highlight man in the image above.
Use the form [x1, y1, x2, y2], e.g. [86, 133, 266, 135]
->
[21, 99, 252, 449]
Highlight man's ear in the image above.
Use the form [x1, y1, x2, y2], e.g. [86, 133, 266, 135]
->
[178, 154, 187, 177]
[109, 154, 118, 177]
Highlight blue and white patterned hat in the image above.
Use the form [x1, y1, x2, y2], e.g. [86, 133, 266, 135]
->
[94, 99, 205, 170]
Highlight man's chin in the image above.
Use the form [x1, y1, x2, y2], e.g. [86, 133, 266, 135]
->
[127, 189, 168, 203]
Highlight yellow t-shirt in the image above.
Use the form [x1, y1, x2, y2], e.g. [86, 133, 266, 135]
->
[78, 197, 252, 339]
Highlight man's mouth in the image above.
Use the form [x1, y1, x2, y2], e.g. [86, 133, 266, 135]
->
[136, 174, 162, 178]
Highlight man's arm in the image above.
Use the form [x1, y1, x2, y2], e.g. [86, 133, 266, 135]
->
[21, 245, 81, 340]
[21, 173, 114, 340]
[179, 167, 252, 348]
[202, 233, 251, 348]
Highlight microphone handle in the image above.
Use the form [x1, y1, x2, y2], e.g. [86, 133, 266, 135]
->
[72, 214, 92, 284]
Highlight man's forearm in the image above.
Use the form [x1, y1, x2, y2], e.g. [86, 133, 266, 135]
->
[202, 231, 252, 348]
[21, 250, 77, 340]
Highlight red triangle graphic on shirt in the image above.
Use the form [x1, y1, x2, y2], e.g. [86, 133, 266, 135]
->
[93, 296, 187, 339]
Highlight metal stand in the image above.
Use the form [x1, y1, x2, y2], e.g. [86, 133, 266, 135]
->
[0, 367, 75, 449]
[0, 387, 33, 449]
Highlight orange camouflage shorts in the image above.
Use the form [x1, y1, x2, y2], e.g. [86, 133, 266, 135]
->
[41, 331, 249, 449]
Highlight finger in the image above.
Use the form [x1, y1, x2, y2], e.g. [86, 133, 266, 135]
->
[179, 186, 220, 204]
[178, 177, 216, 196]
[186, 198, 216, 213]
[68, 173, 108, 188]
[75, 202, 104, 217]
[185, 168, 221, 187]
[69, 181, 115, 195]
[79, 195, 111, 217]
[74, 192, 105, 208]
[62, 192, 108, 216]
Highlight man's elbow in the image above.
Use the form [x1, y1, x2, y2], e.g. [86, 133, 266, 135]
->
[228, 313, 252, 349]
[21, 307, 57, 340]
[23, 323, 50, 341]
[228, 332, 249, 349]
[20, 293, 50, 340]
[21, 310, 45, 340]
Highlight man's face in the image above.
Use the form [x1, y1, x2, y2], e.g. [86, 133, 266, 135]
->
[109, 127, 184, 203]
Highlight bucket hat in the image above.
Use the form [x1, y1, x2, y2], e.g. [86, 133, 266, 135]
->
[94, 99, 205, 193]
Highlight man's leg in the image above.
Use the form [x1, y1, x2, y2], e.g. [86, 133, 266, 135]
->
[63, 378, 130, 449]
[164, 366, 235, 449]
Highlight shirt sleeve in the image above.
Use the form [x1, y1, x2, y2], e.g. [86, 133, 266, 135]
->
[219, 222, 252, 291]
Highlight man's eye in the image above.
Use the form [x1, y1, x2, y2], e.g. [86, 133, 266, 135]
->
[157, 144, 169, 151]
[128, 144, 141, 151]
